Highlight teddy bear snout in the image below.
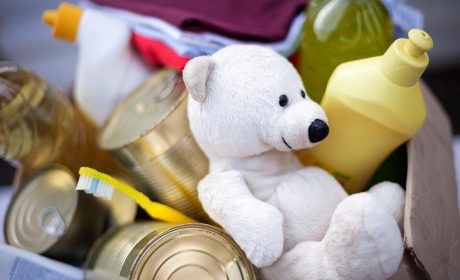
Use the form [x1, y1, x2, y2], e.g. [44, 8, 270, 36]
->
[308, 119, 329, 143]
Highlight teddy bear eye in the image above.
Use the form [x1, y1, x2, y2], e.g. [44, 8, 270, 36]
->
[279, 94, 288, 107]
[300, 90, 306, 99]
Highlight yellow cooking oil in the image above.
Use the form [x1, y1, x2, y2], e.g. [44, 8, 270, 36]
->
[0, 63, 117, 179]
[297, 29, 433, 193]
[298, 0, 393, 103]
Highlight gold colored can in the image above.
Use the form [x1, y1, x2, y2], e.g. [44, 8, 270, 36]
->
[102, 174, 137, 227]
[4, 164, 108, 264]
[99, 69, 209, 221]
[85, 223, 256, 280]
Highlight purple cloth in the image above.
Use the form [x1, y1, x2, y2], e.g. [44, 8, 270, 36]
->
[90, 0, 308, 42]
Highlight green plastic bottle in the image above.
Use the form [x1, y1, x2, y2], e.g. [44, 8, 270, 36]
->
[299, 0, 393, 103]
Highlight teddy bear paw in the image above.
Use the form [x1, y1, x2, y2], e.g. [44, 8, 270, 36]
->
[231, 205, 284, 268]
[324, 193, 404, 279]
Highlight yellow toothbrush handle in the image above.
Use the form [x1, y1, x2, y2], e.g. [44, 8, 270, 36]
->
[78, 167, 196, 224]
[146, 201, 196, 224]
[136, 193, 196, 224]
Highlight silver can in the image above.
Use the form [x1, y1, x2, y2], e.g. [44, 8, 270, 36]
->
[4, 164, 108, 264]
[99, 69, 209, 221]
[85, 223, 256, 280]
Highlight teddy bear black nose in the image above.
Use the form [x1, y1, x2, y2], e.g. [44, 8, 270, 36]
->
[308, 119, 329, 143]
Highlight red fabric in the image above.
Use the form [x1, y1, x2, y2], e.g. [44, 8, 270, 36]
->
[92, 0, 307, 42]
[132, 33, 191, 71]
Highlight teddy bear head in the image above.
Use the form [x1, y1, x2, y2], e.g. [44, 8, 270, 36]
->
[184, 45, 329, 159]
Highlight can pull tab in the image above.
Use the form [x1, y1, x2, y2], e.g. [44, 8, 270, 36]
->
[154, 72, 178, 102]
[39, 207, 66, 238]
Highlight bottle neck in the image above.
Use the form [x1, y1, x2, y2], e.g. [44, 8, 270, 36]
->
[380, 39, 429, 87]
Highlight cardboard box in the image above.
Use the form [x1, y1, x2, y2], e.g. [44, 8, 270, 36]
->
[390, 84, 460, 279]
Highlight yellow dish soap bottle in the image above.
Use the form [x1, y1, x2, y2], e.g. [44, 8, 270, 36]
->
[297, 29, 433, 193]
[298, 0, 393, 103]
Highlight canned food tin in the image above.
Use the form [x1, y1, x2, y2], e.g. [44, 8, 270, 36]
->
[102, 184, 137, 228]
[85, 223, 255, 280]
[4, 165, 108, 264]
[99, 69, 209, 221]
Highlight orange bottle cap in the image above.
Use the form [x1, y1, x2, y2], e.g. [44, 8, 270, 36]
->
[42, 2, 82, 42]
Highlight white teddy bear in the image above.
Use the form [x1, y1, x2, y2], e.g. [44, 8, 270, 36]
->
[184, 45, 405, 280]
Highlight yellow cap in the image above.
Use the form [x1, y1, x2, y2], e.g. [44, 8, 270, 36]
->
[42, 2, 82, 42]
[380, 29, 433, 87]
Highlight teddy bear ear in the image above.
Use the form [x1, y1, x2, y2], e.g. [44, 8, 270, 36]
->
[183, 55, 214, 104]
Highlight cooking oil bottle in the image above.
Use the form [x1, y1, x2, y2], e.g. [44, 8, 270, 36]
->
[0, 63, 118, 180]
[298, 29, 433, 193]
[298, 0, 393, 103]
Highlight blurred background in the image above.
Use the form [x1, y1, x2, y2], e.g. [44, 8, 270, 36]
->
[0, 0, 459, 187]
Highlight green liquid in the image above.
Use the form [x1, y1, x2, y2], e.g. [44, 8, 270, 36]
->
[299, 0, 393, 103]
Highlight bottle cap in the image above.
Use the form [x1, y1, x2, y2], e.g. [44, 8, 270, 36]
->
[405, 29, 433, 57]
[42, 2, 82, 42]
[381, 29, 433, 87]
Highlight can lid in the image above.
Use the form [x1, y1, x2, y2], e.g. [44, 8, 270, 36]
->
[99, 69, 188, 152]
[130, 223, 256, 280]
[4, 165, 78, 253]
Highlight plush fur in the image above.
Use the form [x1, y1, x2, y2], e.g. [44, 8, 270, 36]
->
[184, 45, 405, 280]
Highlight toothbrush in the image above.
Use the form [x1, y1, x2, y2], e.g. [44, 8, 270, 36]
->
[76, 167, 196, 224]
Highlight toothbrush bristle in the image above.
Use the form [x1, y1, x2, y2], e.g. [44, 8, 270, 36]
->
[76, 175, 114, 200]
[76, 175, 90, 190]
[94, 180, 103, 197]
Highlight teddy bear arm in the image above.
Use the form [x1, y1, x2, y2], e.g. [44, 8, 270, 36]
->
[198, 170, 285, 267]
[197, 170, 277, 222]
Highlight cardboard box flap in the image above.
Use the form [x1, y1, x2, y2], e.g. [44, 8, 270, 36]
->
[404, 83, 460, 279]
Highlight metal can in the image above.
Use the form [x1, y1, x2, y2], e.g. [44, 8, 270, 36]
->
[102, 174, 137, 228]
[4, 164, 108, 264]
[85, 223, 256, 280]
[99, 69, 209, 221]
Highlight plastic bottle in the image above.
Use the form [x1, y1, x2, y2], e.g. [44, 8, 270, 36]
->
[298, 0, 393, 103]
[0, 63, 118, 179]
[297, 29, 433, 193]
[42, 2, 151, 127]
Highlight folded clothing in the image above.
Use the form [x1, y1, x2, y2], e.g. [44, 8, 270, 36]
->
[89, 0, 308, 42]
[131, 33, 300, 71]
[132, 33, 190, 71]
[131, 13, 305, 57]
[83, 2, 305, 58]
